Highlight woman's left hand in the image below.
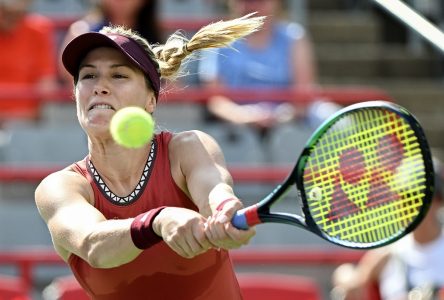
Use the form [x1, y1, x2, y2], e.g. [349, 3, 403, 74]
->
[204, 199, 255, 250]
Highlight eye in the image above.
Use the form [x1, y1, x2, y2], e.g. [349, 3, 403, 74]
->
[80, 73, 96, 80]
[112, 73, 128, 79]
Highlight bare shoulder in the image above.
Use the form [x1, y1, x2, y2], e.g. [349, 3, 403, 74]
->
[69, 13, 97, 30]
[66, 19, 91, 41]
[168, 130, 226, 188]
[35, 167, 93, 221]
[169, 130, 221, 155]
[36, 166, 89, 196]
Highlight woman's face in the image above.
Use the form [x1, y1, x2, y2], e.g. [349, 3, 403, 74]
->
[75, 47, 155, 136]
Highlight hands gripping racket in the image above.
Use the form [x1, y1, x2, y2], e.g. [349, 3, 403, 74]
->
[232, 101, 434, 249]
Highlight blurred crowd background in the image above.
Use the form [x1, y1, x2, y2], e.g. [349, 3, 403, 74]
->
[1, 0, 444, 299]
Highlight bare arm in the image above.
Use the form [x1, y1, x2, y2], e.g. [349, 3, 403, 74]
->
[332, 248, 391, 300]
[165, 131, 255, 250]
[291, 34, 318, 88]
[35, 169, 142, 268]
[356, 248, 391, 282]
[170, 130, 236, 215]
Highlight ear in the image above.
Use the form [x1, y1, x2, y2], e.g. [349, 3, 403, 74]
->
[145, 93, 156, 113]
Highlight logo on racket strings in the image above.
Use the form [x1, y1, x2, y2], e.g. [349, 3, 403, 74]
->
[309, 187, 323, 201]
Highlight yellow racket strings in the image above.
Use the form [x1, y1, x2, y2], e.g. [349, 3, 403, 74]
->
[303, 109, 426, 244]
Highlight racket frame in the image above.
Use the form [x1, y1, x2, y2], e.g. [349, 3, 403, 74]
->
[236, 101, 434, 249]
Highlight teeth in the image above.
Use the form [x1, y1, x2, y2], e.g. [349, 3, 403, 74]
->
[92, 104, 112, 110]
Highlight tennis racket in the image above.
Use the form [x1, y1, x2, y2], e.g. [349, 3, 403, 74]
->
[232, 101, 434, 249]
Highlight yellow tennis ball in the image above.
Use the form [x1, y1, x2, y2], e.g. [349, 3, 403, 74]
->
[110, 106, 155, 148]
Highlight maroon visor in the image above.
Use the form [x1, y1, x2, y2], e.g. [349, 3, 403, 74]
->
[62, 32, 160, 97]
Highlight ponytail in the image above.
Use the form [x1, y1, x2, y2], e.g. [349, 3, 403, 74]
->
[152, 13, 265, 79]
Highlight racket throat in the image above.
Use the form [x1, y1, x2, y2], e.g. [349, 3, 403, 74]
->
[258, 211, 307, 228]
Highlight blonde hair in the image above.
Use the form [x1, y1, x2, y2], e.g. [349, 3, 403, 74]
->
[100, 13, 265, 80]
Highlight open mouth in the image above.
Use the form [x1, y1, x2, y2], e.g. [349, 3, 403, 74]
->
[89, 103, 115, 111]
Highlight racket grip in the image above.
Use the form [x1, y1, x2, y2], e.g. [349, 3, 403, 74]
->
[231, 209, 249, 230]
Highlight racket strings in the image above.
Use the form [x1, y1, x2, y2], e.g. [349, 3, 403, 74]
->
[303, 108, 427, 245]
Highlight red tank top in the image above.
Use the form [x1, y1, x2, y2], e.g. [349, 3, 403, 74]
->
[68, 132, 242, 300]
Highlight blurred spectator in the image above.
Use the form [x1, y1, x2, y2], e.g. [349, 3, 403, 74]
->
[59, 0, 162, 83]
[199, 0, 340, 137]
[331, 157, 444, 300]
[0, 0, 57, 123]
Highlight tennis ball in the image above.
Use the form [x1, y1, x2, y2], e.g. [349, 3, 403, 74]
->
[110, 106, 155, 148]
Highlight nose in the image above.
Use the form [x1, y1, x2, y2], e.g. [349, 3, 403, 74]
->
[94, 87, 109, 95]
[94, 89, 109, 95]
[93, 78, 110, 95]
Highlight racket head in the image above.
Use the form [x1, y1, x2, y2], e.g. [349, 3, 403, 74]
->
[294, 101, 434, 249]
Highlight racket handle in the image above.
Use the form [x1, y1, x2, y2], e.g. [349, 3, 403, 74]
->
[231, 209, 249, 230]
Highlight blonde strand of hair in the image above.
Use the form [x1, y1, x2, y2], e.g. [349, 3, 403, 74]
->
[153, 13, 265, 79]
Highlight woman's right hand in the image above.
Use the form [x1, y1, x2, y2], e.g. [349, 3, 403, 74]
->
[152, 207, 213, 259]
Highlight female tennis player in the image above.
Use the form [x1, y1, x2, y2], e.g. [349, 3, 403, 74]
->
[35, 14, 263, 300]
